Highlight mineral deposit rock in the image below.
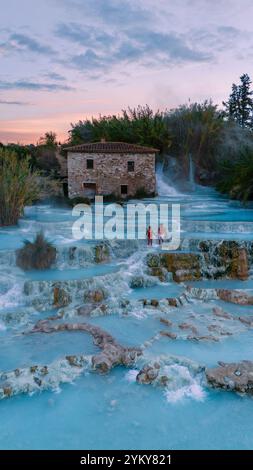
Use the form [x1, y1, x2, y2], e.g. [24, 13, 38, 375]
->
[136, 363, 160, 384]
[206, 361, 253, 393]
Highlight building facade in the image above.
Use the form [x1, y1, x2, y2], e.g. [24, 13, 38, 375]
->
[66, 141, 157, 199]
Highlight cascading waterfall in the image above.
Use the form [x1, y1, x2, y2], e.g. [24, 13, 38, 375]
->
[156, 161, 181, 196]
[188, 154, 195, 191]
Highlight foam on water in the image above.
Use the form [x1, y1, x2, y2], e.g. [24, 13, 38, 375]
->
[125, 369, 139, 383]
[0, 322, 6, 331]
[0, 282, 24, 310]
[163, 365, 206, 403]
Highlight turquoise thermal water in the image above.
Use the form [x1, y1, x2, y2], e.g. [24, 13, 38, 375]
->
[0, 179, 253, 450]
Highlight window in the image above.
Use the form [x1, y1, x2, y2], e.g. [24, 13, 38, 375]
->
[87, 159, 94, 169]
[121, 184, 128, 195]
[128, 161, 135, 172]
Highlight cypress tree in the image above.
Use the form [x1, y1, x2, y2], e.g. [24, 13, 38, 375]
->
[223, 73, 253, 128]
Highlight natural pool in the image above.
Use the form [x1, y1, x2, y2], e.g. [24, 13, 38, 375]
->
[0, 183, 253, 450]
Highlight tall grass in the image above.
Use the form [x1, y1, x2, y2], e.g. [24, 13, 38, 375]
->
[0, 149, 38, 226]
[16, 231, 56, 270]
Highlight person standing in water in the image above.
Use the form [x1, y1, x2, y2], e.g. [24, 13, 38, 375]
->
[158, 224, 165, 245]
[147, 225, 153, 246]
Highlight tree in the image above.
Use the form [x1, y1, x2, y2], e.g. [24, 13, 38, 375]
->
[0, 149, 38, 226]
[36, 131, 60, 174]
[165, 101, 224, 172]
[39, 131, 58, 149]
[68, 106, 170, 153]
[223, 74, 253, 128]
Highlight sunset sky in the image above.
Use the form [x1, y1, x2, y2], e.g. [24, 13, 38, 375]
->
[0, 0, 252, 144]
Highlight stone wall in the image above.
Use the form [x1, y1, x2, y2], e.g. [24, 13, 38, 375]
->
[67, 152, 156, 198]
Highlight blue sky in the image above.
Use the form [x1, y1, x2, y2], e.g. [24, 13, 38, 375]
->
[0, 0, 252, 143]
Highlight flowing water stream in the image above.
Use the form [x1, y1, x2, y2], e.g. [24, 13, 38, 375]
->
[0, 175, 253, 449]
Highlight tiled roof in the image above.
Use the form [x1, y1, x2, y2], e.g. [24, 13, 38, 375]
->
[64, 141, 159, 154]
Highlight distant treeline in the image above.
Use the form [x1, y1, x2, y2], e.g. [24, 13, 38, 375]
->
[67, 74, 253, 201]
[0, 132, 61, 175]
[1, 74, 253, 202]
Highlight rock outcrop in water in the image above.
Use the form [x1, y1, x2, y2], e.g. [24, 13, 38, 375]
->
[53, 287, 72, 308]
[84, 288, 107, 303]
[238, 316, 253, 327]
[23, 272, 128, 310]
[136, 362, 160, 384]
[162, 253, 202, 282]
[216, 289, 253, 305]
[160, 317, 173, 327]
[206, 361, 253, 394]
[146, 266, 169, 282]
[187, 334, 219, 342]
[160, 331, 177, 340]
[186, 286, 253, 305]
[94, 244, 110, 263]
[31, 320, 142, 374]
[0, 356, 92, 400]
[135, 356, 205, 395]
[130, 275, 157, 288]
[0, 320, 142, 399]
[212, 306, 232, 320]
[199, 241, 249, 280]
[146, 240, 250, 282]
[141, 294, 188, 309]
[147, 253, 202, 282]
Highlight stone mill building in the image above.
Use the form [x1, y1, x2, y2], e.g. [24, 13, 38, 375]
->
[65, 141, 158, 199]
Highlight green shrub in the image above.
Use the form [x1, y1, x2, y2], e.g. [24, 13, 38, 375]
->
[16, 232, 56, 270]
[35, 147, 60, 174]
[217, 146, 253, 202]
[67, 196, 91, 207]
[133, 187, 155, 199]
[102, 193, 121, 203]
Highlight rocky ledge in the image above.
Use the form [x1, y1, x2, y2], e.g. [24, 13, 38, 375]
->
[135, 355, 205, 390]
[147, 252, 202, 282]
[146, 240, 250, 282]
[186, 286, 253, 305]
[31, 320, 142, 374]
[0, 320, 142, 399]
[23, 272, 126, 310]
[0, 356, 92, 400]
[206, 361, 253, 394]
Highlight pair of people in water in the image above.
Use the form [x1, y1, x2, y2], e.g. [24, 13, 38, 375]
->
[146, 224, 165, 246]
